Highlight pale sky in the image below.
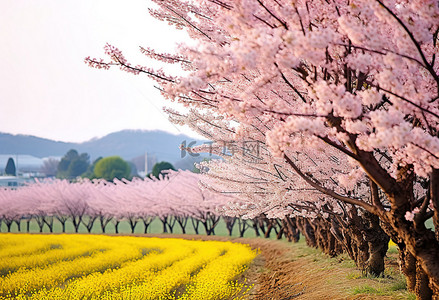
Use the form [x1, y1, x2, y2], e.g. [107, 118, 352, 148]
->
[0, 0, 201, 143]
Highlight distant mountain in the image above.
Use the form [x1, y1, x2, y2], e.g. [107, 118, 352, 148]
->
[0, 130, 208, 171]
[0, 133, 74, 158]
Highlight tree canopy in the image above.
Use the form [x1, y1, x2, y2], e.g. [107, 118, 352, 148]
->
[151, 161, 176, 178]
[93, 156, 131, 181]
[57, 149, 90, 179]
[81, 157, 103, 179]
[40, 158, 59, 177]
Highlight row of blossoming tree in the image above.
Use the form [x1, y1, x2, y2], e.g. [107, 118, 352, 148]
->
[0, 171, 294, 238]
[0, 171, 226, 235]
[85, 0, 439, 298]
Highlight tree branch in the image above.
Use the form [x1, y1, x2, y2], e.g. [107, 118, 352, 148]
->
[376, 0, 439, 93]
[283, 154, 378, 214]
[256, 0, 288, 30]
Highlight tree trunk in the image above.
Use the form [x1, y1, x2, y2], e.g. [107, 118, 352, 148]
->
[202, 214, 220, 236]
[202, 222, 210, 235]
[284, 218, 300, 243]
[167, 217, 176, 233]
[99, 215, 112, 233]
[161, 217, 168, 233]
[44, 216, 54, 233]
[5, 220, 13, 232]
[276, 226, 284, 240]
[415, 261, 433, 300]
[330, 211, 388, 276]
[180, 224, 186, 234]
[381, 213, 437, 298]
[14, 220, 21, 232]
[297, 217, 317, 248]
[101, 220, 106, 233]
[237, 219, 249, 237]
[223, 216, 236, 236]
[366, 245, 387, 277]
[36, 216, 45, 233]
[326, 229, 337, 257]
[410, 241, 438, 299]
[363, 213, 389, 276]
[56, 216, 68, 233]
[264, 220, 273, 238]
[331, 218, 355, 261]
[191, 218, 200, 235]
[143, 221, 150, 234]
[252, 219, 260, 237]
[141, 216, 154, 234]
[114, 220, 120, 234]
[26, 218, 31, 232]
[72, 216, 82, 233]
[176, 216, 188, 234]
[257, 216, 267, 236]
[128, 217, 138, 233]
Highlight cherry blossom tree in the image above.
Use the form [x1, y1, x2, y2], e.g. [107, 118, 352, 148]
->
[0, 188, 24, 232]
[84, 179, 117, 233]
[0, 171, 232, 235]
[193, 120, 389, 273]
[86, 1, 439, 297]
[108, 177, 157, 233]
[173, 107, 386, 265]
[45, 179, 89, 233]
[156, 170, 230, 235]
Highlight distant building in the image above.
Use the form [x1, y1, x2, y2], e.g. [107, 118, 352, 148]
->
[0, 176, 33, 187]
[0, 155, 50, 185]
[0, 154, 44, 175]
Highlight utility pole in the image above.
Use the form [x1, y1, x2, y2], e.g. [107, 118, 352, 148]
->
[144, 152, 148, 177]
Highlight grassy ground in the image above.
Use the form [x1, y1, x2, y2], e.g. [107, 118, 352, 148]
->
[0, 217, 264, 238]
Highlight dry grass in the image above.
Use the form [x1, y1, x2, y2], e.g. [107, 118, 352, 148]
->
[240, 238, 414, 300]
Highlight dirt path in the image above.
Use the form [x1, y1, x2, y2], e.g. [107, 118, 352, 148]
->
[238, 238, 390, 300]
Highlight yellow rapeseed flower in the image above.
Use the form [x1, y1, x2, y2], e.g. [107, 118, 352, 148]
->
[0, 234, 257, 300]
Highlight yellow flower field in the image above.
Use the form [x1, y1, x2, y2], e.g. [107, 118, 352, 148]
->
[0, 234, 257, 299]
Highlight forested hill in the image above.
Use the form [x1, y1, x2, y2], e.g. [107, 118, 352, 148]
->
[0, 130, 205, 163]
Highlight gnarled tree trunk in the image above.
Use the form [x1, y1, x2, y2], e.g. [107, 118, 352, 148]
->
[363, 213, 389, 277]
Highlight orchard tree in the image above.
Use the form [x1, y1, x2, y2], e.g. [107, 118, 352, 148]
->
[0, 170, 233, 235]
[87, 0, 439, 297]
[151, 161, 176, 178]
[82, 157, 103, 179]
[0, 188, 23, 231]
[40, 158, 59, 177]
[57, 149, 90, 179]
[187, 116, 389, 273]
[164, 170, 231, 235]
[93, 156, 131, 181]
